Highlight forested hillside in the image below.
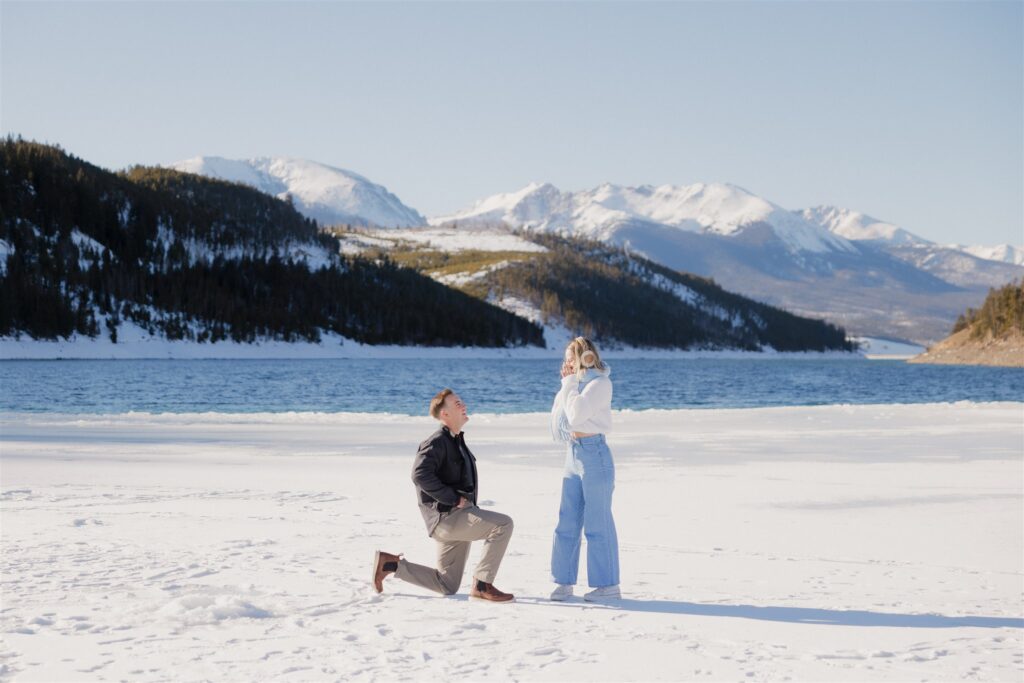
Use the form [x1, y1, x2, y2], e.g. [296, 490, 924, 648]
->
[951, 280, 1024, 340]
[0, 139, 543, 347]
[343, 228, 855, 352]
[910, 280, 1024, 367]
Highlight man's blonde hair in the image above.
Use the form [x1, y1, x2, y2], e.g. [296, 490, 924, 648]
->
[429, 388, 455, 419]
[566, 337, 605, 379]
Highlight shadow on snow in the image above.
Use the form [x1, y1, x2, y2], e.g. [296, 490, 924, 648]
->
[396, 593, 1024, 629]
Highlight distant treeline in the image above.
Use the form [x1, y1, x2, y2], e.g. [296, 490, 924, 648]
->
[0, 138, 543, 347]
[952, 280, 1024, 340]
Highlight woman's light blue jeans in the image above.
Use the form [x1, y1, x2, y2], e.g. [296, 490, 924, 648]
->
[551, 434, 620, 588]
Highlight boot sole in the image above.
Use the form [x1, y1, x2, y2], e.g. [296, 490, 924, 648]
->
[469, 595, 515, 603]
[371, 550, 382, 593]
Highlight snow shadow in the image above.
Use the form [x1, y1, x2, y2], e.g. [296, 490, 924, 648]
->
[394, 593, 1023, 628]
[554, 599, 1024, 629]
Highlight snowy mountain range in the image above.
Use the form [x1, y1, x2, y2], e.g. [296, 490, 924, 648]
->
[431, 181, 858, 255]
[167, 156, 1022, 342]
[795, 205, 1023, 288]
[168, 157, 424, 228]
[435, 181, 1021, 269]
[801, 205, 1023, 267]
[170, 156, 1019, 269]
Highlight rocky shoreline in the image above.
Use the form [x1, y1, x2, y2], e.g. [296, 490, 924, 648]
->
[909, 328, 1024, 367]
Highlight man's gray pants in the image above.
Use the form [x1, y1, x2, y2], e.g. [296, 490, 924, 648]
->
[395, 506, 514, 595]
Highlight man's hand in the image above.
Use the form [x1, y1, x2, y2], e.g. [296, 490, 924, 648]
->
[456, 496, 470, 509]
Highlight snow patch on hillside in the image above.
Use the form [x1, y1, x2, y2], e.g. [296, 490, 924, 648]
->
[486, 294, 574, 351]
[70, 230, 108, 256]
[647, 272, 700, 306]
[0, 239, 13, 274]
[334, 227, 548, 258]
[336, 232, 397, 256]
[435, 261, 510, 287]
[152, 224, 336, 271]
[384, 227, 548, 253]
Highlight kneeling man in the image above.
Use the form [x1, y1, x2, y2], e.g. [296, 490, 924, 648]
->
[373, 388, 514, 602]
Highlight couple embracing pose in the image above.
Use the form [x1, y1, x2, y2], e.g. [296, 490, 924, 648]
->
[372, 337, 621, 603]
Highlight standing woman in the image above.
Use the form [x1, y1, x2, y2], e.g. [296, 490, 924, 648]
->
[549, 337, 620, 601]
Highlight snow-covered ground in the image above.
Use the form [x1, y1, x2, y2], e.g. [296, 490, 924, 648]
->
[2, 403, 1022, 681]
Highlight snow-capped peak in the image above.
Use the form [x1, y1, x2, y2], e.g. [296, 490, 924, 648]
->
[800, 205, 930, 246]
[949, 243, 1024, 267]
[801, 206, 1024, 267]
[168, 156, 425, 229]
[433, 181, 856, 254]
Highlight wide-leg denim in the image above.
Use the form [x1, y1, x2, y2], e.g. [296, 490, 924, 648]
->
[550, 434, 620, 588]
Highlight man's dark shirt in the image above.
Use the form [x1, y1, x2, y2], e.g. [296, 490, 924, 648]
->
[411, 426, 478, 535]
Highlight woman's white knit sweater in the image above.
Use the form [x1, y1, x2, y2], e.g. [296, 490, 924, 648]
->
[552, 367, 613, 435]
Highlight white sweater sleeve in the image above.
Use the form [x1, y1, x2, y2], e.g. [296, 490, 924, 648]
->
[562, 375, 611, 427]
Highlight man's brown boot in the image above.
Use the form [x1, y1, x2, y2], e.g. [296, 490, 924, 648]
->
[470, 580, 514, 603]
[372, 551, 401, 593]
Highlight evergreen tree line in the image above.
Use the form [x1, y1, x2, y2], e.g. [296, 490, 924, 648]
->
[951, 279, 1024, 340]
[0, 138, 543, 347]
[481, 232, 853, 351]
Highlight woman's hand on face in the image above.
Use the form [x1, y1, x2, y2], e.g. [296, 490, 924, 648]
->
[560, 358, 575, 378]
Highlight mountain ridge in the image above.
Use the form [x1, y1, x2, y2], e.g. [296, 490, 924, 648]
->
[432, 181, 857, 256]
[169, 156, 425, 229]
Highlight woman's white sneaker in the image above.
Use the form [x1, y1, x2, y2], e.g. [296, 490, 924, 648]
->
[549, 584, 573, 601]
[583, 585, 621, 602]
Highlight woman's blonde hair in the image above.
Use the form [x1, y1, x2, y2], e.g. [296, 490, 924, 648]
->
[566, 336, 605, 379]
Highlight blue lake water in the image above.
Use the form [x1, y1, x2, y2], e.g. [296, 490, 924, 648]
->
[1, 358, 1022, 414]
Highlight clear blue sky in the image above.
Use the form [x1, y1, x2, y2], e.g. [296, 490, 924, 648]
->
[2, 1, 1021, 245]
